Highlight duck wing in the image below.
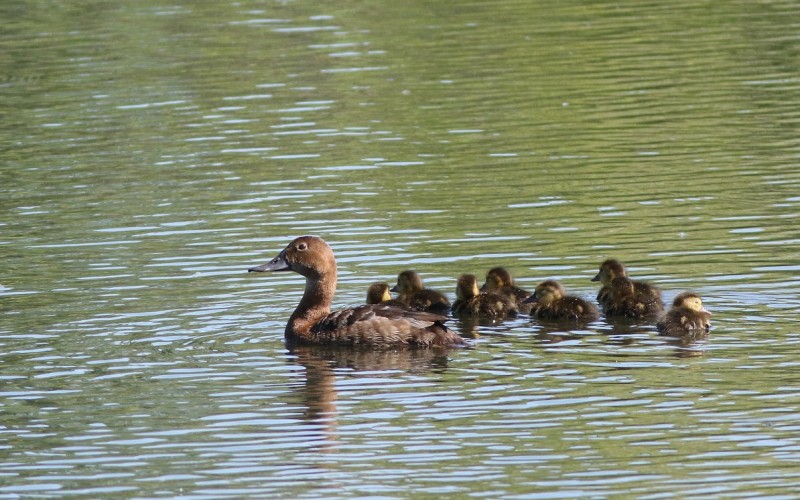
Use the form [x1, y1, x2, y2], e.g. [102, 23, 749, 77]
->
[311, 304, 466, 347]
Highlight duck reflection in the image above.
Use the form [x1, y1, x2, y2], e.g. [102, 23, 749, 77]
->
[659, 329, 710, 358]
[287, 342, 456, 451]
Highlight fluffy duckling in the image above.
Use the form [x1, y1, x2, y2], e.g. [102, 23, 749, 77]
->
[603, 276, 664, 319]
[248, 236, 466, 348]
[452, 274, 518, 319]
[591, 259, 663, 315]
[524, 279, 600, 323]
[657, 292, 711, 336]
[480, 267, 533, 314]
[391, 270, 451, 315]
[366, 282, 407, 308]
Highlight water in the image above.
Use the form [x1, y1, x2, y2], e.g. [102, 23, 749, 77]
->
[2, 0, 800, 497]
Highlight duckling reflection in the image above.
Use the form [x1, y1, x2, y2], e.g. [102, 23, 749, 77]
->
[452, 274, 518, 321]
[289, 343, 455, 451]
[592, 259, 663, 319]
[480, 267, 533, 314]
[391, 270, 451, 315]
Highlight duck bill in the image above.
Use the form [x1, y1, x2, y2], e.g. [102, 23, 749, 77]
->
[701, 308, 711, 315]
[590, 272, 601, 282]
[522, 294, 538, 305]
[248, 251, 290, 272]
[479, 284, 487, 292]
[389, 284, 399, 293]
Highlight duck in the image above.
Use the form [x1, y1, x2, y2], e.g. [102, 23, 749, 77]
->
[603, 276, 664, 319]
[390, 270, 451, 315]
[248, 236, 466, 347]
[656, 292, 711, 336]
[366, 282, 407, 308]
[480, 267, 533, 314]
[524, 279, 600, 323]
[452, 274, 518, 319]
[591, 259, 663, 316]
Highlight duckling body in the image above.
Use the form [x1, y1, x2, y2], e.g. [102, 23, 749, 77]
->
[657, 292, 711, 336]
[525, 279, 600, 323]
[248, 236, 466, 347]
[592, 259, 663, 317]
[391, 270, 451, 315]
[366, 282, 408, 309]
[452, 274, 518, 319]
[603, 277, 664, 319]
[480, 267, 533, 314]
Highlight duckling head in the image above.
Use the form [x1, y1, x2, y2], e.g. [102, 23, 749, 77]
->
[673, 292, 710, 314]
[366, 282, 393, 304]
[481, 267, 514, 292]
[456, 274, 480, 301]
[391, 270, 424, 294]
[527, 279, 565, 306]
[249, 235, 335, 281]
[591, 259, 627, 285]
[609, 276, 635, 299]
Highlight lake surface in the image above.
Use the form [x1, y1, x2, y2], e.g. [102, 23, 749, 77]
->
[3, 0, 800, 497]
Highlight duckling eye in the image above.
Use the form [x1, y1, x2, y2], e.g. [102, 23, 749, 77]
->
[297, 242, 308, 251]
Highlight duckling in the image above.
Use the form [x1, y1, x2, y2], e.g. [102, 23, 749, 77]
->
[591, 259, 663, 315]
[480, 267, 533, 314]
[524, 279, 600, 323]
[248, 236, 466, 348]
[391, 270, 451, 315]
[603, 276, 664, 319]
[452, 274, 518, 319]
[366, 282, 407, 308]
[657, 292, 711, 336]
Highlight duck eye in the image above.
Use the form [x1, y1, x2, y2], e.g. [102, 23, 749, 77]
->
[297, 242, 308, 251]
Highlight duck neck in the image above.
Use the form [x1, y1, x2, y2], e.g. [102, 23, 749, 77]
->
[288, 273, 336, 333]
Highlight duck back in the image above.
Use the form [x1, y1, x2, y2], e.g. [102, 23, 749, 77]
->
[307, 304, 465, 347]
[532, 296, 600, 323]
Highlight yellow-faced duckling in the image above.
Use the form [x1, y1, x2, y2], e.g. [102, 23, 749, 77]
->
[248, 236, 466, 347]
[391, 270, 451, 315]
[452, 274, 518, 319]
[657, 292, 711, 336]
[603, 276, 664, 319]
[524, 279, 600, 323]
[591, 258, 663, 315]
[366, 282, 407, 309]
[480, 267, 533, 314]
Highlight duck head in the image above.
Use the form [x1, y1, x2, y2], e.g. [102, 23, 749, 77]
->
[591, 259, 627, 285]
[456, 274, 480, 301]
[391, 270, 424, 294]
[524, 279, 566, 306]
[609, 276, 635, 299]
[366, 282, 393, 304]
[672, 291, 710, 314]
[481, 267, 514, 292]
[248, 235, 336, 281]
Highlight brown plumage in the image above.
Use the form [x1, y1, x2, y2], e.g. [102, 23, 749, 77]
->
[480, 267, 533, 314]
[657, 292, 711, 336]
[452, 274, 518, 319]
[603, 277, 664, 319]
[525, 279, 600, 323]
[366, 282, 407, 308]
[390, 270, 451, 315]
[591, 259, 663, 317]
[248, 236, 466, 347]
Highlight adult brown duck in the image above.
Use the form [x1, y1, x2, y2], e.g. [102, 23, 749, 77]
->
[248, 236, 466, 347]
